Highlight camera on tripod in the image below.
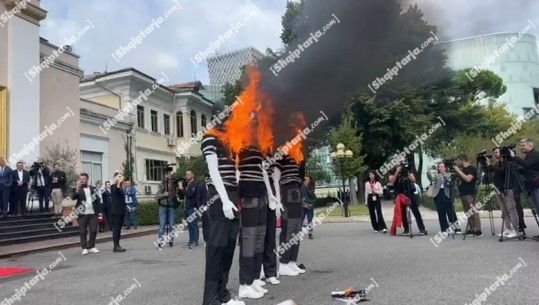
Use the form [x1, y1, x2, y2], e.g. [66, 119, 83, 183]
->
[399, 160, 411, 177]
[30, 161, 44, 174]
[477, 150, 492, 166]
[499, 144, 516, 160]
[443, 158, 456, 173]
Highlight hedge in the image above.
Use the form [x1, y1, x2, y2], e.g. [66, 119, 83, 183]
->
[419, 185, 534, 212]
[314, 195, 338, 208]
[137, 201, 185, 226]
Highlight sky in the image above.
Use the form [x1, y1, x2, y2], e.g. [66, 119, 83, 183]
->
[39, 0, 539, 85]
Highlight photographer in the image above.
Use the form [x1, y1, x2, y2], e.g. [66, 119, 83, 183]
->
[490, 147, 521, 238]
[29, 158, 51, 213]
[428, 162, 460, 234]
[510, 138, 539, 230]
[388, 159, 426, 235]
[156, 168, 180, 248]
[453, 154, 482, 237]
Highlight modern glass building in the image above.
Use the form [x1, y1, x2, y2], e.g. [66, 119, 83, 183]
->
[207, 47, 264, 86]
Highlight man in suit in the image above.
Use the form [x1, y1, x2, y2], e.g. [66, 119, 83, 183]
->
[70, 173, 102, 255]
[10, 161, 30, 216]
[111, 172, 127, 252]
[30, 158, 51, 213]
[198, 173, 210, 246]
[0, 157, 13, 218]
[100, 181, 113, 232]
[184, 169, 200, 249]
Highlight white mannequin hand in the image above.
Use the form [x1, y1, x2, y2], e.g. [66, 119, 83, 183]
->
[222, 197, 237, 220]
[275, 202, 284, 218]
[268, 195, 278, 210]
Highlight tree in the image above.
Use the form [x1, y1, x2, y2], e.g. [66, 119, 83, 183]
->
[280, 0, 306, 46]
[43, 142, 79, 193]
[329, 109, 367, 204]
[121, 135, 135, 183]
[174, 156, 208, 182]
[305, 155, 331, 184]
[222, 80, 243, 106]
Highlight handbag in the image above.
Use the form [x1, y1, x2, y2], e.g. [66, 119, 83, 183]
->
[425, 184, 436, 197]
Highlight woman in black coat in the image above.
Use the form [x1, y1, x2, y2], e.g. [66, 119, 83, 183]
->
[111, 172, 126, 252]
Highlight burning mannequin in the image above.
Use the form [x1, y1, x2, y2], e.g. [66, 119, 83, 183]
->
[235, 112, 280, 299]
[201, 102, 244, 305]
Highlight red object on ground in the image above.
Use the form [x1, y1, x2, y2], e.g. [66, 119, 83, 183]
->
[276, 216, 281, 228]
[390, 194, 411, 236]
[0, 268, 33, 278]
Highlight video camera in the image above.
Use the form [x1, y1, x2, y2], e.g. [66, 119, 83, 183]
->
[499, 144, 516, 160]
[443, 158, 456, 173]
[477, 150, 492, 166]
[30, 161, 44, 174]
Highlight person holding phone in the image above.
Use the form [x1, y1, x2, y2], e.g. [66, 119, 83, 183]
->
[111, 172, 126, 252]
[70, 173, 102, 255]
[365, 171, 387, 233]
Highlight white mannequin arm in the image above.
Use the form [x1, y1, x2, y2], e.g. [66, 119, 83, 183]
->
[206, 154, 237, 219]
[262, 162, 277, 210]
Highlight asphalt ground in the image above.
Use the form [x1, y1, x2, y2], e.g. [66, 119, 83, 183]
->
[1, 218, 539, 305]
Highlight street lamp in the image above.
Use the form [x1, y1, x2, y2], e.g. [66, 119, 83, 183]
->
[330, 143, 353, 217]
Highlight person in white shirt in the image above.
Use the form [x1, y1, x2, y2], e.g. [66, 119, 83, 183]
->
[365, 171, 387, 233]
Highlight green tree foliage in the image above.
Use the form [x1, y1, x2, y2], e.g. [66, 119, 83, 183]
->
[280, 0, 306, 45]
[121, 136, 135, 183]
[329, 109, 366, 179]
[43, 142, 79, 192]
[222, 80, 243, 106]
[305, 155, 331, 184]
[174, 156, 208, 182]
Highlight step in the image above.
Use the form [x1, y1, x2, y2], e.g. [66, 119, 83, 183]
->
[0, 226, 79, 240]
[0, 222, 71, 234]
[0, 213, 55, 221]
[0, 217, 62, 228]
[0, 230, 80, 246]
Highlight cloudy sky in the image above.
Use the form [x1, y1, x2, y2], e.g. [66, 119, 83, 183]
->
[40, 0, 539, 85]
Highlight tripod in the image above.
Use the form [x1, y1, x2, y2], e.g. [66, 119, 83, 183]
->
[463, 161, 495, 240]
[500, 161, 539, 242]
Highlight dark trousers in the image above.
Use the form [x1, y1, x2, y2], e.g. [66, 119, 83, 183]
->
[202, 212, 210, 243]
[186, 207, 200, 244]
[514, 193, 526, 230]
[112, 214, 124, 247]
[102, 204, 113, 231]
[0, 186, 9, 215]
[239, 195, 267, 285]
[10, 188, 28, 215]
[401, 195, 425, 231]
[279, 184, 302, 264]
[434, 191, 457, 232]
[263, 207, 277, 278]
[37, 186, 49, 212]
[78, 214, 98, 249]
[367, 195, 387, 231]
[203, 187, 239, 305]
[301, 208, 314, 233]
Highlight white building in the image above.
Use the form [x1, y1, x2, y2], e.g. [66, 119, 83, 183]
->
[207, 47, 264, 86]
[439, 32, 539, 116]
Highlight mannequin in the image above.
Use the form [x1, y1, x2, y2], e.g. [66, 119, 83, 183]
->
[275, 154, 305, 276]
[258, 161, 282, 285]
[236, 115, 278, 300]
[201, 102, 244, 305]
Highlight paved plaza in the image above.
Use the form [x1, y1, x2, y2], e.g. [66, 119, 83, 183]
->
[1, 215, 539, 305]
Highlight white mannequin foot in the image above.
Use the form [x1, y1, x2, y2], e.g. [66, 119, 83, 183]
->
[266, 277, 280, 285]
[279, 263, 299, 276]
[253, 279, 266, 287]
[251, 282, 268, 294]
[223, 299, 245, 305]
[238, 285, 263, 299]
[289, 262, 305, 274]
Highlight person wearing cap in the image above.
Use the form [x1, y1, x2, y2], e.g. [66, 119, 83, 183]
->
[156, 167, 179, 247]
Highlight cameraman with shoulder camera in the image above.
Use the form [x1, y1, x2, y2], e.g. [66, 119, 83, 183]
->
[29, 158, 51, 213]
[490, 147, 521, 238]
[388, 158, 426, 235]
[453, 154, 482, 236]
[510, 138, 539, 233]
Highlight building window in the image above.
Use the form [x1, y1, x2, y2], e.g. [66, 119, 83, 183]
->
[176, 111, 184, 138]
[151, 110, 158, 132]
[137, 106, 145, 129]
[201, 114, 207, 128]
[81, 151, 103, 184]
[145, 159, 167, 181]
[164, 114, 170, 135]
[190, 110, 197, 135]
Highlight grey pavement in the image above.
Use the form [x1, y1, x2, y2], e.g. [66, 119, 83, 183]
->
[1, 218, 539, 305]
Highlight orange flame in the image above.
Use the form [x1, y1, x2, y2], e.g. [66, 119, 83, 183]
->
[282, 112, 306, 164]
[209, 65, 274, 156]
